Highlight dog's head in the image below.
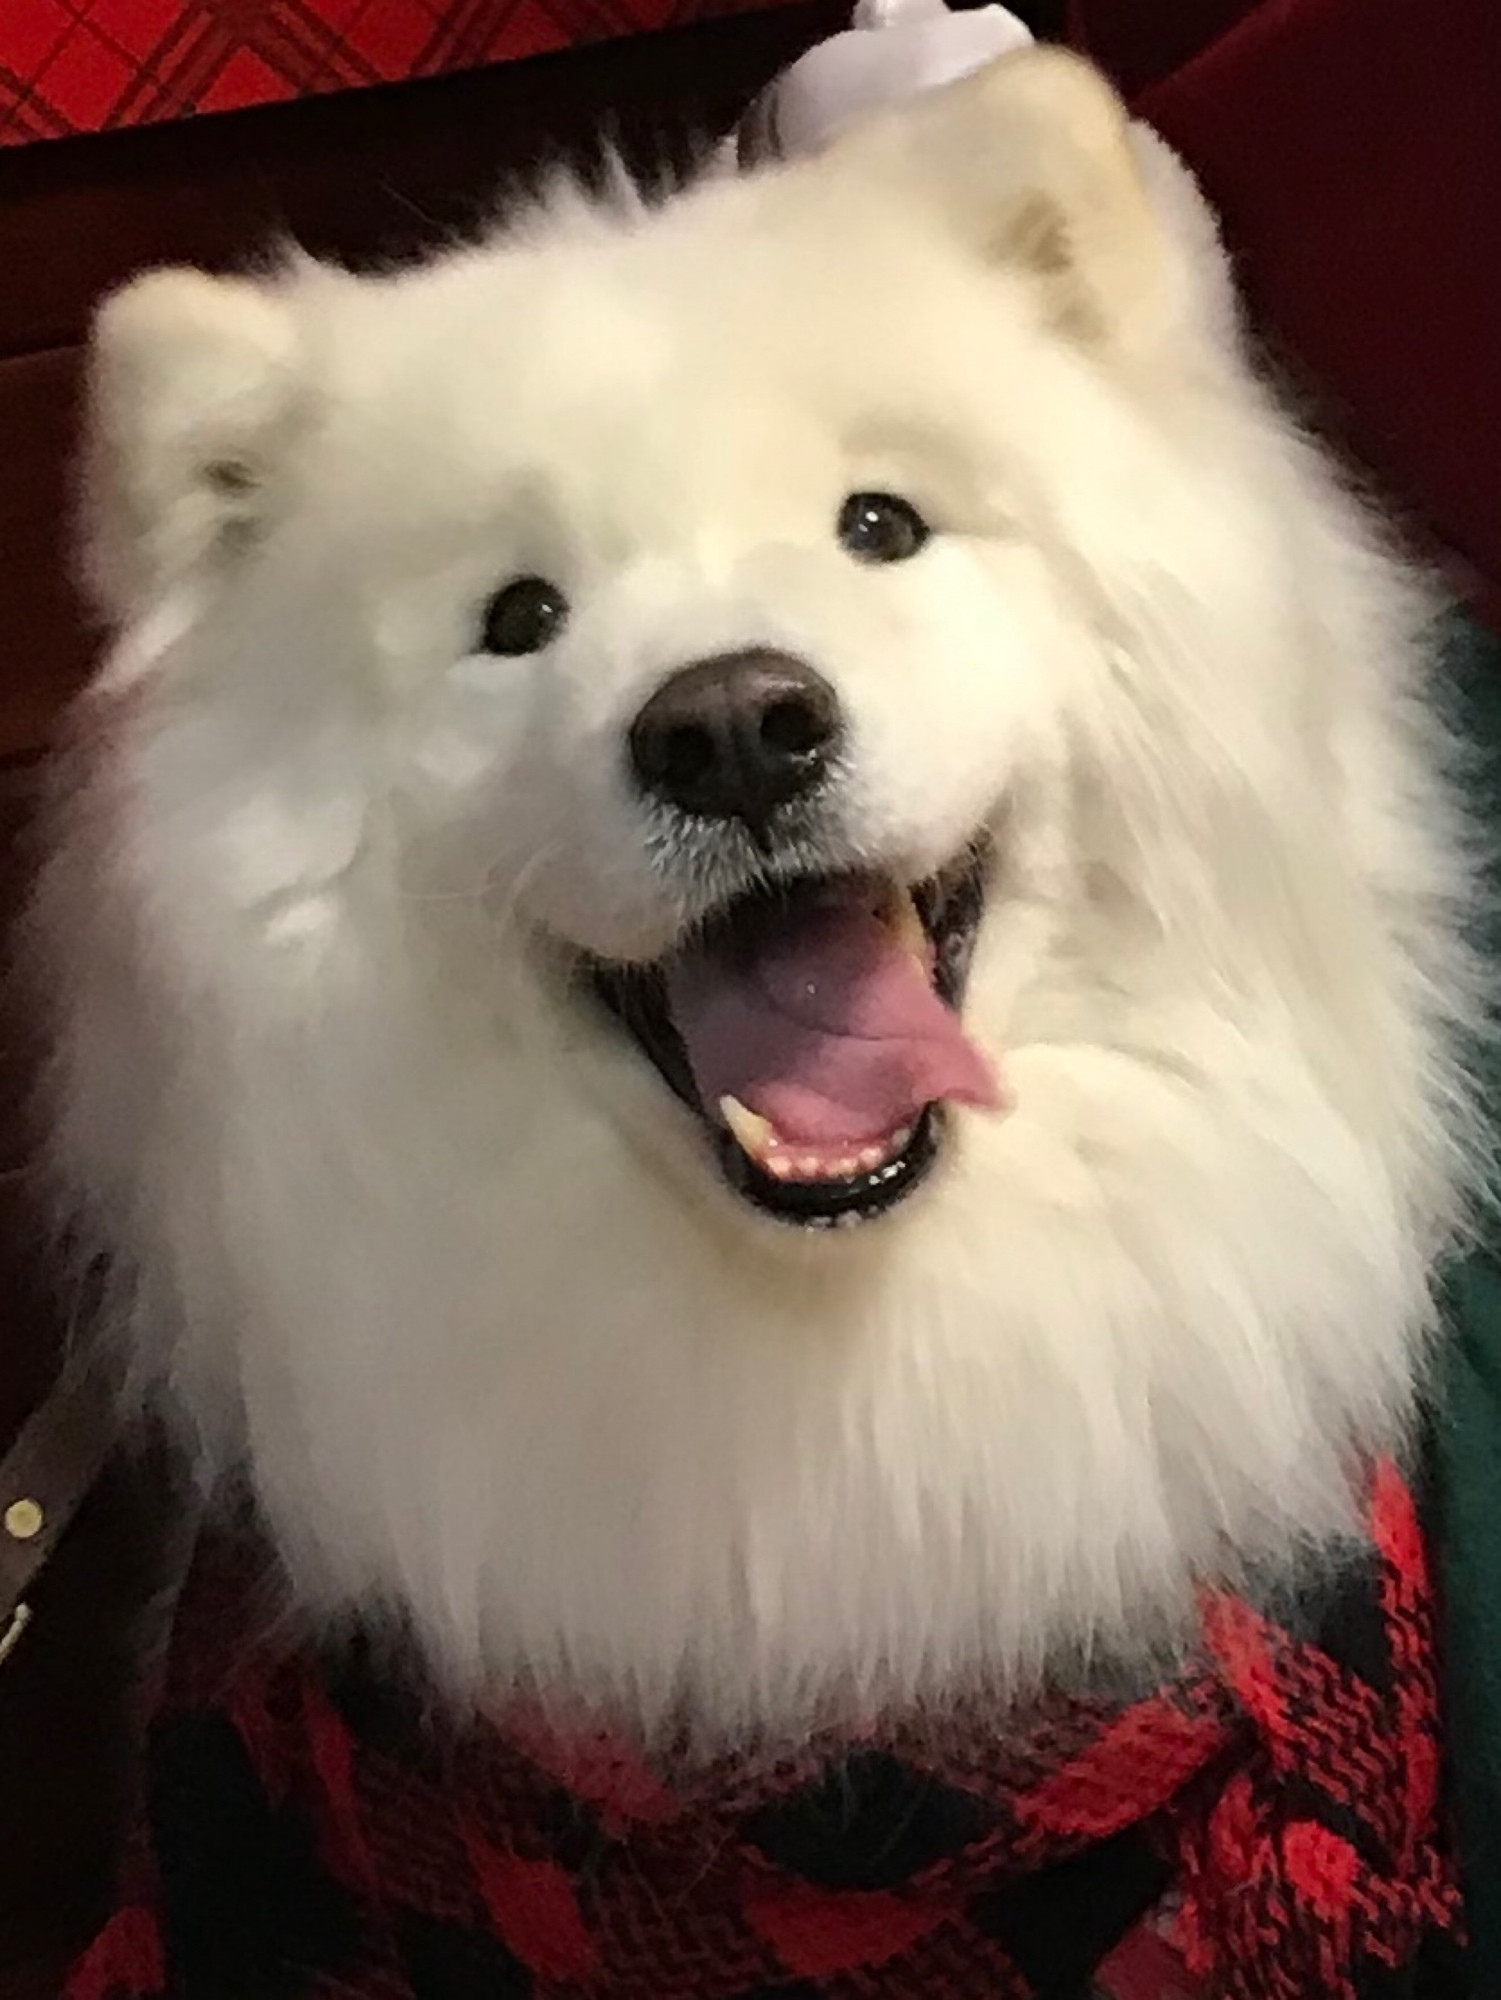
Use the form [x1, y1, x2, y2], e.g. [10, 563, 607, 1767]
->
[64, 48, 1475, 1718]
[81, 51, 1262, 1233]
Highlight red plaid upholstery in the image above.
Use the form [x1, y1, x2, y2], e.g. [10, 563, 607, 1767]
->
[0, 0, 781, 147]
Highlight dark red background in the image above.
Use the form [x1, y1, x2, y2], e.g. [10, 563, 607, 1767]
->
[1074, 0, 1501, 626]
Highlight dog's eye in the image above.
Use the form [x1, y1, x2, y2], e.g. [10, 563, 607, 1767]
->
[478, 577, 569, 656]
[837, 492, 931, 565]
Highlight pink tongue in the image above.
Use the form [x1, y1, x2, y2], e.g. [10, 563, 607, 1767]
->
[665, 897, 1000, 1147]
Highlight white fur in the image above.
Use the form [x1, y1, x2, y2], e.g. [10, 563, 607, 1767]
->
[33, 53, 1479, 1740]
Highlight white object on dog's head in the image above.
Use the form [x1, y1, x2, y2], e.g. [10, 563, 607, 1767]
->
[737, 0, 1035, 162]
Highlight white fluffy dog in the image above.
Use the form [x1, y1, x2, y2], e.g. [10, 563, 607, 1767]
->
[36, 50, 1477, 1745]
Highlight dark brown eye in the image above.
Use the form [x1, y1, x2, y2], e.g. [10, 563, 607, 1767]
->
[478, 577, 569, 656]
[837, 492, 931, 565]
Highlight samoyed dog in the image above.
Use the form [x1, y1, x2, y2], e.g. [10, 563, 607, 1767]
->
[36, 50, 1475, 1741]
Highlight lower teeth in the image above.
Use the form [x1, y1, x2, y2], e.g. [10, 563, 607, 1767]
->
[717, 1093, 920, 1184]
[731, 1125, 915, 1183]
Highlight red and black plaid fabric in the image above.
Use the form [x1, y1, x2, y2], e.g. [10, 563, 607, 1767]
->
[66, 1462, 1465, 1999]
[0, 0, 781, 148]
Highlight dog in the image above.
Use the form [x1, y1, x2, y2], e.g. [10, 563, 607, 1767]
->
[36, 39, 1477, 1811]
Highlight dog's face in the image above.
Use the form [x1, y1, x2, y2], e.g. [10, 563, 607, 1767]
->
[296, 215, 1104, 1225]
[86, 53, 1235, 1232]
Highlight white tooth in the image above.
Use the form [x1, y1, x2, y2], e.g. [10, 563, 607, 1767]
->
[719, 1095, 775, 1156]
[891, 1124, 914, 1150]
[890, 887, 927, 962]
[766, 1155, 794, 1179]
[797, 1155, 823, 1180]
[857, 1145, 885, 1171]
[833, 1156, 857, 1178]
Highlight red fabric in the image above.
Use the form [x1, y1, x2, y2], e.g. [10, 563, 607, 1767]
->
[63, 1463, 1461, 1999]
[0, 0, 785, 148]
[1074, 0, 1501, 621]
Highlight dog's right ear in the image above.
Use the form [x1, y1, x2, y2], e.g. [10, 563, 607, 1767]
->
[82, 268, 308, 623]
[830, 48, 1190, 355]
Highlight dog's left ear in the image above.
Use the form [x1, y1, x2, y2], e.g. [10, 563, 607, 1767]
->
[81, 267, 310, 624]
[835, 48, 1183, 350]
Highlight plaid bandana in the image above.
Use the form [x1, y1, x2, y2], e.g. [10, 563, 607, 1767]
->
[67, 1461, 1464, 2000]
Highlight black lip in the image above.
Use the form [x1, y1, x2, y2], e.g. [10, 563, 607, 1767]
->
[588, 848, 988, 1228]
[715, 1103, 943, 1227]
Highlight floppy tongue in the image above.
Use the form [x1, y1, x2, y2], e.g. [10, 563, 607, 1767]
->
[665, 894, 1000, 1147]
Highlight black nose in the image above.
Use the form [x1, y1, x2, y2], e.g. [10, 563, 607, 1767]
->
[628, 650, 841, 828]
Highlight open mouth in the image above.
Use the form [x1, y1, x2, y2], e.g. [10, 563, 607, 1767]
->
[589, 847, 998, 1227]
